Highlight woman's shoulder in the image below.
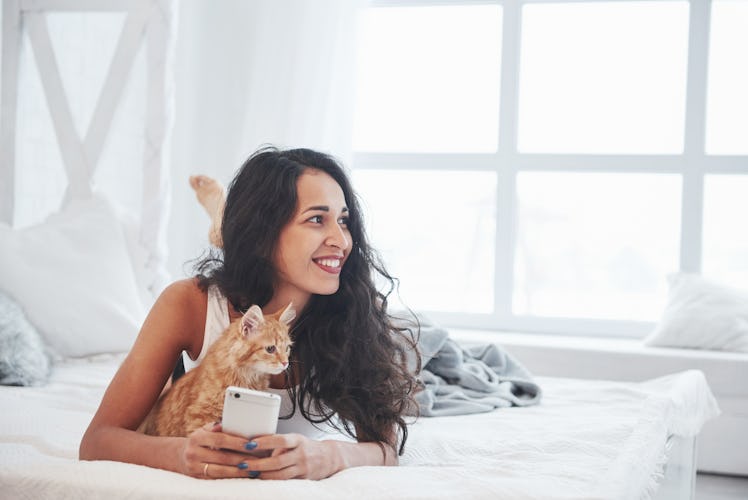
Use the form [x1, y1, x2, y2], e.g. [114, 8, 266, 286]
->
[149, 279, 206, 328]
[147, 278, 209, 357]
[155, 278, 208, 311]
[161, 277, 206, 299]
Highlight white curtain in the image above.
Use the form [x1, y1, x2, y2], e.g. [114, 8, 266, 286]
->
[168, 0, 364, 277]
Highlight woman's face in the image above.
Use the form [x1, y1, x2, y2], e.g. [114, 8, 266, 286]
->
[272, 169, 351, 310]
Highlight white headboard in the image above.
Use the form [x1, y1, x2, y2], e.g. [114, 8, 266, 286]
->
[1, 0, 174, 291]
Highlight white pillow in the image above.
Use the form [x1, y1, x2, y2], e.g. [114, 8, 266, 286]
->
[108, 198, 172, 311]
[0, 196, 146, 358]
[111, 202, 158, 309]
[644, 273, 748, 353]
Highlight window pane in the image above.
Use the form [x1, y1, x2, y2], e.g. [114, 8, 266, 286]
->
[353, 5, 502, 153]
[703, 175, 748, 288]
[513, 172, 681, 320]
[518, 2, 689, 154]
[705, 0, 748, 155]
[352, 169, 496, 313]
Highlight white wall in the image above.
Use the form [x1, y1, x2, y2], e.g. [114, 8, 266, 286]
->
[167, 1, 258, 279]
[166, 0, 359, 279]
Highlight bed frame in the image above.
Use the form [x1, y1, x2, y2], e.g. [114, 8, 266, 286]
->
[657, 435, 697, 500]
[0, 0, 172, 274]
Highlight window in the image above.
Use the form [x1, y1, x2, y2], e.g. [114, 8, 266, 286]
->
[703, 174, 748, 288]
[513, 172, 681, 321]
[353, 169, 497, 313]
[705, 0, 748, 155]
[518, 2, 689, 154]
[352, 0, 748, 337]
[353, 4, 502, 153]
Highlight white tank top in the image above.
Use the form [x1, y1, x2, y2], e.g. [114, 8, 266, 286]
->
[182, 286, 354, 441]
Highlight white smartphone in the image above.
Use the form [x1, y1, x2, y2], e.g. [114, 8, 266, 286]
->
[222, 386, 281, 438]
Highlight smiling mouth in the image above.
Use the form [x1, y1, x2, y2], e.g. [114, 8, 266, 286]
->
[313, 258, 342, 274]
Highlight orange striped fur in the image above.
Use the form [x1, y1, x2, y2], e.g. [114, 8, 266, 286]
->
[140, 302, 294, 437]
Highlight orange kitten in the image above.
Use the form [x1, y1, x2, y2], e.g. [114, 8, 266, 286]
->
[140, 302, 295, 437]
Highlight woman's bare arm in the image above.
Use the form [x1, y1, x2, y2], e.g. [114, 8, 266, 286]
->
[79, 279, 235, 476]
[330, 438, 399, 469]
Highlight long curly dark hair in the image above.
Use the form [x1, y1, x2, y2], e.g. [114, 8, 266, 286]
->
[194, 146, 419, 455]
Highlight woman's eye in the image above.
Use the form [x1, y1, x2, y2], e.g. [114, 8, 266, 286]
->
[338, 217, 349, 227]
[307, 215, 323, 224]
[265, 346, 276, 354]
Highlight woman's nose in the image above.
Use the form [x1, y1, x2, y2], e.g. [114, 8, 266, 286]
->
[326, 223, 349, 250]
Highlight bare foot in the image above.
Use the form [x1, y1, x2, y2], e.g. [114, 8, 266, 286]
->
[189, 175, 225, 248]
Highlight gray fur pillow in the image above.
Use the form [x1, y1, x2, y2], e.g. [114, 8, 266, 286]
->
[0, 290, 51, 386]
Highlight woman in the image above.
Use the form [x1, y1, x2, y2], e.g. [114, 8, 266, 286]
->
[80, 147, 419, 479]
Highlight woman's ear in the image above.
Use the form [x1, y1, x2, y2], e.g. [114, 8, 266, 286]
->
[241, 305, 264, 336]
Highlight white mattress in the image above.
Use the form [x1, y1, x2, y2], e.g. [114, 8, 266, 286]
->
[0, 355, 719, 500]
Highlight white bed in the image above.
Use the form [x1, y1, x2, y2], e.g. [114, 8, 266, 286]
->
[0, 1, 721, 499]
[0, 354, 719, 500]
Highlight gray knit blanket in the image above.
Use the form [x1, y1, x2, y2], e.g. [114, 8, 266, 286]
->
[400, 314, 542, 417]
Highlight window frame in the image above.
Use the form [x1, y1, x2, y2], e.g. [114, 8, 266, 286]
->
[352, 0, 748, 338]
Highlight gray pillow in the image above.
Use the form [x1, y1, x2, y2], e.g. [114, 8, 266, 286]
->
[0, 290, 51, 386]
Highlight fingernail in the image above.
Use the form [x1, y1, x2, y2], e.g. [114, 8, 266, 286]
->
[245, 441, 257, 450]
[248, 470, 261, 479]
[237, 462, 248, 470]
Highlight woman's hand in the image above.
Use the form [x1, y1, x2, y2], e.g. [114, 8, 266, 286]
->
[179, 422, 270, 480]
[241, 433, 342, 480]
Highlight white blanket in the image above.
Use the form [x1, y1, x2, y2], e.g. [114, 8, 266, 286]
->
[0, 355, 719, 500]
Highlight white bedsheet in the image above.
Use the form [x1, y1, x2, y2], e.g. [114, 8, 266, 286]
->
[0, 355, 719, 500]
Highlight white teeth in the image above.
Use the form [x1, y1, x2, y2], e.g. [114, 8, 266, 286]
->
[316, 258, 340, 268]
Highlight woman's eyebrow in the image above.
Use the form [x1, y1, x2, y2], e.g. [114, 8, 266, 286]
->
[302, 205, 349, 214]
[302, 205, 330, 214]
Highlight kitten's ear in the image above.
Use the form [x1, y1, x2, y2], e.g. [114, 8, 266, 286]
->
[279, 302, 295, 325]
[241, 305, 264, 336]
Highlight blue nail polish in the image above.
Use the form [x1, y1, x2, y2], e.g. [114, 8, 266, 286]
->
[245, 441, 258, 450]
[248, 470, 261, 479]
[237, 462, 248, 470]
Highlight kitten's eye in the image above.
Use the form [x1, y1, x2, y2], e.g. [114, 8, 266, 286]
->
[265, 346, 276, 354]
